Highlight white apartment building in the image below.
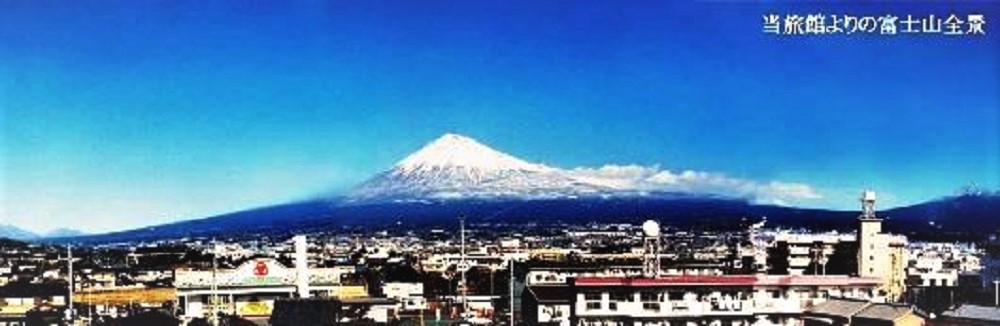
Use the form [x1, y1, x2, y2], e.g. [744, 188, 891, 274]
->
[770, 233, 854, 276]
[524, 275, 883, 326]
[381, 282, 427, 310]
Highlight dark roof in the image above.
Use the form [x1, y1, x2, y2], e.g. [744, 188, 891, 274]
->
[575, 275, 879, 287]
[941, 304, 1000, 322]
[526, 286, 573, 303]
[0, 282, 67, 298]
[270, 298, 341, 326]
[102, 310, 179, 326]
[382, 265, 422, 283]
[854, 304, 913, 321]
[337, 297, 397, 305]
[808, 299, 920, 323]
[807, 299, 870, 318]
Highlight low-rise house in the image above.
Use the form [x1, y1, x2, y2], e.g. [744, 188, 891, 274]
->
[0, 282, 68, 325]
[804, 298, 925, 326]
[381, 282, 426, 310]
[522, 285, 573, 326]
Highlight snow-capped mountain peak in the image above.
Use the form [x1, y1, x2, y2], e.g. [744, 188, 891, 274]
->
[395, 133, 549, 173]
[349, 133, 604, 202]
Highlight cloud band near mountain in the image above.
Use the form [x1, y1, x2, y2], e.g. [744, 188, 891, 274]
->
[566, 165, 822, 206]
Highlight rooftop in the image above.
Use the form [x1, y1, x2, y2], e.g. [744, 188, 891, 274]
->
[854, 304, 913, 321]
[574, 275, 881, 287]
[525, 285, 574, 303]
[941, 304, 1000, 322]
[808, 299, 870, 318]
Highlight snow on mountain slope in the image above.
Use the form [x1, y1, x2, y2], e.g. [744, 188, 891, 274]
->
[395, 133, 551, 174]
[349, 134, 611, 202]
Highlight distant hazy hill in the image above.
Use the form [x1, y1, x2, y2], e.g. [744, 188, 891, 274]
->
[882, 194, 1000, 238]
[55, 193, 1000, 244]
[0, 224, 38, 240]
[56, 200, 339, 243]
[0, 224, 87, 241]
[44, 228, 88, 238]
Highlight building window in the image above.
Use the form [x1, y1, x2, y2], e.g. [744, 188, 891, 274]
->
[610, 292, 631, 302]
[584, 293, 602, 301]
[640, 291, 660, 302]
[609, 302, 618, 311]
[642, 303, 660, 311]
[585, 302, 601, 310]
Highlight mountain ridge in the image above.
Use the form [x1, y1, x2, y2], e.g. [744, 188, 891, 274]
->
[18, 133, 998, 244]
[36, 193, 1000, 244]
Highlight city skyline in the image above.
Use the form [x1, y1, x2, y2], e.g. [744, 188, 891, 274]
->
[3, 1, 999, 233]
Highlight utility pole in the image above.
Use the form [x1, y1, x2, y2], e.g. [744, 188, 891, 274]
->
[994, 280, 998, 307]
[210, 239, 219, 326]
[67, 246, 74, 323]
[459, 216, 468, 320]
[509, 257, 515, 326]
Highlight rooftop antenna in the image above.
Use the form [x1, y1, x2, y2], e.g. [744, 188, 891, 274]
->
[642, 220, 662, 278]
[861, 189, 877, 220]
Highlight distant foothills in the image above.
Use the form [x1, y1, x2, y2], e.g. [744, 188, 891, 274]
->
[4, 134, 999, 244]
[0, 225, 86, 240]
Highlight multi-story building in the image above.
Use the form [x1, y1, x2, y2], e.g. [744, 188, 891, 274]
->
[856, 190, 908, 302]
[523, 275, 884, 326]
[174, 258, 360, 320]
[769, 233, 855, 276]
[763, 190, 908, 302]
[904, 242, 984, 313]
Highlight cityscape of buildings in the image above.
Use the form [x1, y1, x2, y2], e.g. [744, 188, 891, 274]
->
[5, 0, 998, 325]
[1, 191, 998, 325]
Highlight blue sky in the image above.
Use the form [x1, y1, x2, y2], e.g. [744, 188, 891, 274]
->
[2, 1, 998, 233]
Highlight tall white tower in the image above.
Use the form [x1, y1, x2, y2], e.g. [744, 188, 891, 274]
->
[294, 235, 310, 298]
[642, 220, 662, 278]
[857, 190, 882, 277]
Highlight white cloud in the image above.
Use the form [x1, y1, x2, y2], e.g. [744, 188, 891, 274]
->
[565, 164, 822, 205]
[566, 165, 660, 189]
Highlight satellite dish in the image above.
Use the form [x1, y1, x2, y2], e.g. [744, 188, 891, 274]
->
[642, 220, 660, 237]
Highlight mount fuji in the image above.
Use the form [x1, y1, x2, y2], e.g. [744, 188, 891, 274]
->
[349, 133, 615, 202]
[38, 133, 1000, 244]
[347, 133, 820, 205]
